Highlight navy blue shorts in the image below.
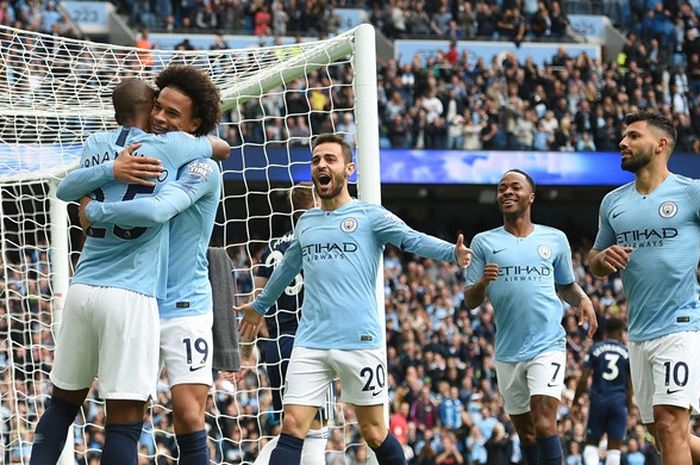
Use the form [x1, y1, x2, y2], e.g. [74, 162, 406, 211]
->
[586, 397, 627, 441]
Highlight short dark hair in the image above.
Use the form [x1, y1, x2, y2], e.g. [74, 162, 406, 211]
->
[155, 65, 221, 137]
[311, 133, 353, 163]
[289, 181, 315, 211]
[623, 111, 677, 150]
[112, 79, 155, 125]
[606, 317, 626, 335]
[503, 169, 536, 192]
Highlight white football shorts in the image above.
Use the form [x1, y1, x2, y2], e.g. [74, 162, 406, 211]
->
[283, 347, 388, 407]
[629, 331, 700, 424]
[51, 283, 160, 400]
[159, 312, 214, 387]
[495, 350, 566, 415]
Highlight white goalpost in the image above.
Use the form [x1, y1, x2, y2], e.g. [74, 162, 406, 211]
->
[0, 23, 382, 465]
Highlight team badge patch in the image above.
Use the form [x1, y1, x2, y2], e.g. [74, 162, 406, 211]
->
[537, 244, 552, 260]
[658, 201, 678, 218]
[340, 217, 358, 233]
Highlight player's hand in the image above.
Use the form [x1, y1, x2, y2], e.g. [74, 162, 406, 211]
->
[234, 302, 263, 340]
[595, 245, 634, 273]
[578, 297, 597, 339]
[78, 195, 92, 233]
[113, 143, 163, 186]
[455, 234, 472, 268]
[480, 263, 499, 285]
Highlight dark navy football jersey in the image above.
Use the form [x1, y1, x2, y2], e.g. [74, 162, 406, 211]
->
[256, 231, 303, 336]
[584, 339, 629, 403]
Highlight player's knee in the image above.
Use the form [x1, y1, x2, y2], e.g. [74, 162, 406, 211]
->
[280, 412, 308, 438]
[173, 407, 205, 433]
[359, 423, 387, 448]
[533, 414, 557, 437]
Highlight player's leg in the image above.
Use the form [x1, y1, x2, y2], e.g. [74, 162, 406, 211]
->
[161, 313, 214, 465]
[333, 348, 403, 465]
[647, 331, 700, 465]
[602, 400, 627, 465]
[494, 359, 537, 465]
[103, 399, 148, 465]
[582, 398, 606, 465]
[269, 347, 332, 465]
[97, 288, 160, 465]
[687, 425, 700, 464]
[527, 351, 566, 465]
[652, 405, 692, 464]
[300, 382, 335, 465]
[31, 284, 97, 465]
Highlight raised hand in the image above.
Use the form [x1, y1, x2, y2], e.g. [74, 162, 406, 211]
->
[455, 234, 473, 268]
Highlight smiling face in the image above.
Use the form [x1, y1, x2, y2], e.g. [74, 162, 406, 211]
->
[310, 141, 354, 199]
[618, 120, 658, 173]
[150, 86, 201, 135]
[497, 171, 534, 217]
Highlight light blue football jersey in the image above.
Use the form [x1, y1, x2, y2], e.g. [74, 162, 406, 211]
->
[85, 158, 221, 318]
[56, 127, 212, 297]
[252, 199, 456, 350]
[593, 174, 700, 342]
[466, 225, 574, 362]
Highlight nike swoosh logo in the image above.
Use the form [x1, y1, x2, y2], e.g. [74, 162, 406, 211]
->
[371, 391, 383, 397]
[189, 366, 206, 372]
[492, 248, 506, 254]
[547, 382, 559, 387]
[612, 211, 625, 219]
[666, 388, 683, 394]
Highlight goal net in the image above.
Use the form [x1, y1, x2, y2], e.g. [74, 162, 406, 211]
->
[0, 24, 380, 465]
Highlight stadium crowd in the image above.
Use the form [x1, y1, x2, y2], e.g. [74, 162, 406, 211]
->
[3, 231, 700, 464]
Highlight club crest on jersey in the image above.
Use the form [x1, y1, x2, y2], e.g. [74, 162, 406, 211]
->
[537, 244, 552, 260]
[340, 217, 358, 233]
[658, 201, 677, 218]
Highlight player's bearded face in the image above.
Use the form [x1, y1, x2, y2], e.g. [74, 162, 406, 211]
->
[620, 143, 654, 173]
[619, 122, 655, 173]
[311, 143, 351, 199]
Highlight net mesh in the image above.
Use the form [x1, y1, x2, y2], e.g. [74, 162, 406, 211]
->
[0, 24, 369, 464]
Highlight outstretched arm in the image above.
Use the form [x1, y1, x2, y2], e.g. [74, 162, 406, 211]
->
[235, 240, 302, 338]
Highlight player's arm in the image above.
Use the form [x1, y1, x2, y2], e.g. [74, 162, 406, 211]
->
[235, 240, 303, 339]
[83, 158, 219, 227]
[371, 206, 471, 267]
[554, 234, 597, 337]
[572, 364, 592, 408]
[209, 136, 231, 161]
[56, 144, 163, 201]
[555, 282, 596, 338]
[463, 236, 496, 309]
[588, 196, 633, 276]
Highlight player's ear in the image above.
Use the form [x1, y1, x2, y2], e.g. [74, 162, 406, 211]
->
[346, 161, 356, 177]
[188, 117, 202, 134]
